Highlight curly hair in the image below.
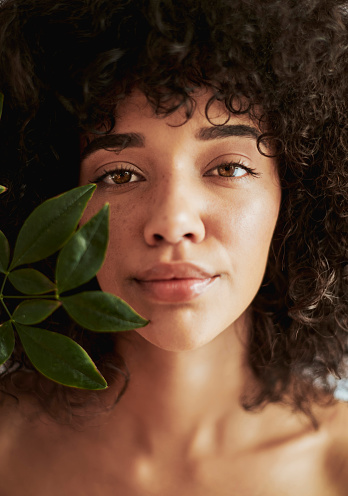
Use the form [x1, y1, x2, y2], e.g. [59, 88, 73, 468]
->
[0, 0, 347, 420]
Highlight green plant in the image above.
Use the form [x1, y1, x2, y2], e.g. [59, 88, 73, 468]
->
[0, 94, 148, 390]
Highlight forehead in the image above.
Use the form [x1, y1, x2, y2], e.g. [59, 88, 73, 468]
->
[115, 88, 257, 129]
[80, 89, 264, 160]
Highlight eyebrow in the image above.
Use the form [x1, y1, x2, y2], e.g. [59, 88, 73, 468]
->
[195, 124, 260, 141]
[81, 124, 260, 160]
[81, 132, 145, 160]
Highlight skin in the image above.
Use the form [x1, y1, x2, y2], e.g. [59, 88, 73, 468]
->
[79, 90, 281, 352]
[0, 90, 347, 495]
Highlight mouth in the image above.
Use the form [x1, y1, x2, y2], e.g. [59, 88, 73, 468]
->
[133, 263, 220, 303]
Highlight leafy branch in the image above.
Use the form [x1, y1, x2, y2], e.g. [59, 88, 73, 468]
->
[0, 184, 148, 390]
[0, 94, 148, 390]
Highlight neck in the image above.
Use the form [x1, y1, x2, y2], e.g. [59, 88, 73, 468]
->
[106, 315, 257, 445]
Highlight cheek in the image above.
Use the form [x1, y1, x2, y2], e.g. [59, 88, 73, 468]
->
[95, 201, 143, 290]
[215, 190, 280, 258]
[211, 191, 280, 318]
[242, 199, 279, 250]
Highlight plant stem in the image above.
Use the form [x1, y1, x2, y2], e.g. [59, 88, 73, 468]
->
[0, 272, 13, 320]
[0, 299, 13, 320]
[1, 273, 59, 323]
[0, 271, 8, 295]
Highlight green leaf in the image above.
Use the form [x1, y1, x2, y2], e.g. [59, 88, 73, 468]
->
[0, 92, 3, 120]
[0, 231, 10, 273]
[12, 299, 61, 325]
[8, 268, 56, 294]
[10, 184, 96, 270]
[61, 291, 148, 332]
[15, 323, 107, 389]
[56, 204, 109, 294]
[0, 185, 7, 195]
[0, 321, 15, 365]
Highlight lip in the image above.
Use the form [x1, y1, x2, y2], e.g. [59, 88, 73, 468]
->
[133, 263, 219, 303]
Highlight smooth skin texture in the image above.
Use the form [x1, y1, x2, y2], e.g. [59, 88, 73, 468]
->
[0, 91, 347, 496]
[79, 90, 281, 352]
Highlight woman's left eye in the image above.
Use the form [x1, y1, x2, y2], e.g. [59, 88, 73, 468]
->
[206, 162, 258, 179]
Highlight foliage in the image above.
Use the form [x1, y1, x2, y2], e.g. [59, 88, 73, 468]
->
[0, 183, 148, 389]
[0, 94, 148, 390]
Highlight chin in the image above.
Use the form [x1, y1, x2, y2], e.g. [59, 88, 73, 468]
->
[136, 330, 211, 352]
[133, 315, 238, 352]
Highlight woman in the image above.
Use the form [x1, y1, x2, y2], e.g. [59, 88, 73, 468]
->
[0, 0, 347, 494]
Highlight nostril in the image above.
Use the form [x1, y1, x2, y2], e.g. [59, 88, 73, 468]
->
[152, 232, 193, 243]
[145, 218, 205, 246]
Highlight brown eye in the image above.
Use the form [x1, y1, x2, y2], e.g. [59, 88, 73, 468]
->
[95, 164, 144, 186]
[110, 171, 133, 184]
[217, 164, 237, 177]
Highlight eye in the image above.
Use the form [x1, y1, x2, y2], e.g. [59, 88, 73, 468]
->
[206, 162, 259, 179]
[107, 170, 139, 185]
[215, 163, 246, 178]
[94, 164, 144, 186]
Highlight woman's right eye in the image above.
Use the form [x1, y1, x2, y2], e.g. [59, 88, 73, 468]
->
[94, 165, 144, 186]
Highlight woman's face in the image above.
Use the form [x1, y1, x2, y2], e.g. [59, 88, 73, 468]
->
[79, 90, 281, 351]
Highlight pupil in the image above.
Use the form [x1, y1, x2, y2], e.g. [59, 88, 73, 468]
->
[219, 165, 235, 177]
[112, 171, 131, 184]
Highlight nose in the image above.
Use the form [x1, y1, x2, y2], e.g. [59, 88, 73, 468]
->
[143, 176, 206, 246]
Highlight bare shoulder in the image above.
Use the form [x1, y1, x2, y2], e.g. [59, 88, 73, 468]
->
[322, 402, 348, 494]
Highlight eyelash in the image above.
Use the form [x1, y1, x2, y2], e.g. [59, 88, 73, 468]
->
[93, 165, 143, 186]
[92, 161, 260, 186]
[206, 161, 260, 179]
